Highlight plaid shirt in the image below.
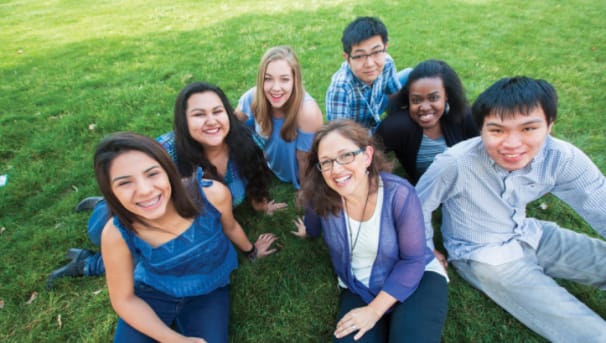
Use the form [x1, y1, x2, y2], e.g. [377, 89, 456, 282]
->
[325, 54, 401, 130]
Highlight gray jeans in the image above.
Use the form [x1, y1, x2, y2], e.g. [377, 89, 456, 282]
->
[452, 221, 606, 343]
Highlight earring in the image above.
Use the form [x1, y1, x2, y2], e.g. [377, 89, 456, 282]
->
[444, 102, 450, 115]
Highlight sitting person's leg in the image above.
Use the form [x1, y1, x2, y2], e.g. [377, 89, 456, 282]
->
[388, 271, 448, 343]
[175, 285, 230, 343]
[47, 199, 109, 287]
[537, 220, 606, 289]
[452, 244, 606, 342]
[334, 288, 388, 343]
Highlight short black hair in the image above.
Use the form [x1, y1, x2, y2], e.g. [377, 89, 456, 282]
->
[341, 16, 388, 55]
[472, 76, 557, 128]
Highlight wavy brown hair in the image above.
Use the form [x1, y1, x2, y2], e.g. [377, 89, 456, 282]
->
[252, 46, 304, 142]
[298, 120, 393, 217]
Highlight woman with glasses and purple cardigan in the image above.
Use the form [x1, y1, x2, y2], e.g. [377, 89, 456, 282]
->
[293, 120, 448, 343]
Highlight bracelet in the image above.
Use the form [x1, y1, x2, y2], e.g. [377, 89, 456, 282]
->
[244, 245, 257, 262]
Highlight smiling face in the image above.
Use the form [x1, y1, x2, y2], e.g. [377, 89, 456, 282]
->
[481, 107, 552, 171]
[346, 35, 387, 86]
[109, 150, 174, 222]
[186, 91, 230, 147]
[317, 131, 373, 198]
[263, 59, 294, 111]
[409, 77, 447, 131]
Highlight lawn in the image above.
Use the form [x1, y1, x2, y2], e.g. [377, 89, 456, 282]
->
[1, 0, 605, 342]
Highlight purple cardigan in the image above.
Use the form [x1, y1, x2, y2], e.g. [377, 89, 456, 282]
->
[304, 173, 432, 304]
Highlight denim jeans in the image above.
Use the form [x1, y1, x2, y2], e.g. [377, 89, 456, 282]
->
[114, 284, 229, 343]
[82, 200, 110, 276]
[334, 271, 448, 343]
[452, 221, 606, 343]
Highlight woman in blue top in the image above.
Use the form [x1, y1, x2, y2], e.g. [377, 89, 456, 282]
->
[235, 46, 324, 189]
[293, 120, 448, 343]
[48, 82, 280, 287]
[96, 132, 252, 342]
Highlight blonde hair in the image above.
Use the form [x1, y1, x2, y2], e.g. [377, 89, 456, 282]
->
[252, 46, 304, 142]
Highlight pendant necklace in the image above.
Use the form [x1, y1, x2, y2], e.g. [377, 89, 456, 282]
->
[344, 186, 370, 259]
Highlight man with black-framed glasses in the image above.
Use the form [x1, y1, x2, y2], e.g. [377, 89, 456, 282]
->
[326, 16, 411, 132]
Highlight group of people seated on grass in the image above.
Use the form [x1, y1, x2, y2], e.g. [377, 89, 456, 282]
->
[47, 15, 606, 343]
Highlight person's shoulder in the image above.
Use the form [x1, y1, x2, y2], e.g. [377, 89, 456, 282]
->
[297, 94, 324, 132]
[381, 172, 413, 187]
[156, 131, 175, 144]
[328, 62, 352, 86]
[201, 179, 232, 211]
[542, 135, 591, 164]
[380, 172, 416, 196]
[383, 53, 396, 67]
[101, 217, 123, 245]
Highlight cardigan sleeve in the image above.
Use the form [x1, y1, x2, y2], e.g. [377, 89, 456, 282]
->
[380, 177, 426, 302]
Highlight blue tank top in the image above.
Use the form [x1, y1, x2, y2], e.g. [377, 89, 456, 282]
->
[114, 179, 238, 297]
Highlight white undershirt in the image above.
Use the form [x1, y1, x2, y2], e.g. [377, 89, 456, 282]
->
[339, 180, 384, 288]
[338, 179, 449, 289]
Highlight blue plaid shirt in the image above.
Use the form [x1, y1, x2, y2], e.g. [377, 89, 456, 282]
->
[416, 136, 606, 265]
[325, 54, 401, 130]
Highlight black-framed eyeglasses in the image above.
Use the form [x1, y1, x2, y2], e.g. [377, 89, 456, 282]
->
[349, 48, 386, 62]
[316, 148, 365, 172]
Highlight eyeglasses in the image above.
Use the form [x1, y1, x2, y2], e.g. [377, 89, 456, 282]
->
[316, 148, 365, 172]
[349, 48, 386, 62]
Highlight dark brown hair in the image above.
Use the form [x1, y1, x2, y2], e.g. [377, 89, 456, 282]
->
[94, 132, 199, 232]
[298, 120, 392, 217]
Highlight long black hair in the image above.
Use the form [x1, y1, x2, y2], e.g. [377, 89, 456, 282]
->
[173, 81, 271, 203]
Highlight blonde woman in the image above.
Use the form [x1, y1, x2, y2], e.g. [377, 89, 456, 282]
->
[236, 46, 323, 189]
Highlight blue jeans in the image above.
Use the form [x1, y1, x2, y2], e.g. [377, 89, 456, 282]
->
[114, 284, 229, 343]
[334, 271, 448, 343]
[452, 221, 606, 343]
[82, 200, 110, 276]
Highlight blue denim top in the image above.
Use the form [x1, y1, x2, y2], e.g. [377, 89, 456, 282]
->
[113, 178, 238, 297]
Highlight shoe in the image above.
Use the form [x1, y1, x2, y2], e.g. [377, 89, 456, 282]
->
[75, 196, 103, 212]
[47, 248, 94, 289]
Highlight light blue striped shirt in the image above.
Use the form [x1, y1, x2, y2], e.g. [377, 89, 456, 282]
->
[416, 136, 606, 265]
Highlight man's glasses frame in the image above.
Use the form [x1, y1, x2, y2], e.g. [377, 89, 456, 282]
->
[349, 48, 386, 62]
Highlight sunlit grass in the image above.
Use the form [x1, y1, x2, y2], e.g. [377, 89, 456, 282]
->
[1, 0, 604, 341]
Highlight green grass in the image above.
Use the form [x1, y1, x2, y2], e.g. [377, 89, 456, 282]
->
[1, 0, 605, 341]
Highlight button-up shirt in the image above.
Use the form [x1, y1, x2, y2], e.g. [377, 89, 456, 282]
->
[416, 136, 606, 265]
[325, 54, 400, 131]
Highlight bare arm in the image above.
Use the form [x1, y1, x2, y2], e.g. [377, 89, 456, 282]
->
[101, 222, 201, 342]
[203, 181, 278, 259]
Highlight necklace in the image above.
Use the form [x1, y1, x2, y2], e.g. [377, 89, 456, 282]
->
[344, 187, 370, 259]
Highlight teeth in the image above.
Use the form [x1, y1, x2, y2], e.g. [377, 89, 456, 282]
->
[138, 196, 160, 208]
[335, 175, 350, 183]
[204, 128, 220, 134]
[504, 154, 519, 158]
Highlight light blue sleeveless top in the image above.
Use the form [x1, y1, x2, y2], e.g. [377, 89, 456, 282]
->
[156, 131, 247, 206]
[237, 87, 314, 189]
[114, 177, 238, 297]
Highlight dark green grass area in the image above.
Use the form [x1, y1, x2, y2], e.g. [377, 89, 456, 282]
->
[1, 0, 604, 341]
